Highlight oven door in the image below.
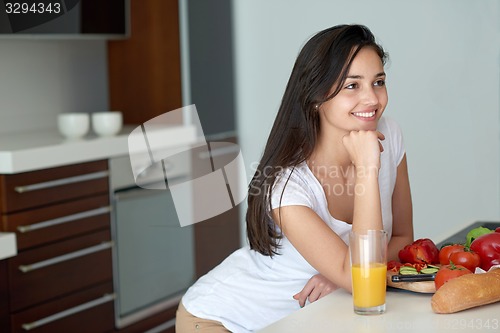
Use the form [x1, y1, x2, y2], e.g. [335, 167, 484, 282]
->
[112, 184, 195, 328]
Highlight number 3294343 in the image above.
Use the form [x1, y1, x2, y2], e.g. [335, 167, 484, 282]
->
[5, 2, 62, 14]
[444, 318, 499, 330]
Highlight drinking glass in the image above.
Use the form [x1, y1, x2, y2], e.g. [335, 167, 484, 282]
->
[349, 229, 388, 315]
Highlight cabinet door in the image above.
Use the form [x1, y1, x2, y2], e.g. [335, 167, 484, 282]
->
[2, 194, 110, 251]
[8, 230, 113, 311]
[10, 282, 114, 333]
[0, 160, 109, 213]
[192, 137, 241, 277]
[114, 303, 177, 333]
[108, 0, 182, 124]
[194, 206, 241, 277]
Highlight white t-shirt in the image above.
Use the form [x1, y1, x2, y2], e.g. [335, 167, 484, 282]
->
[181, 117, 405, 333]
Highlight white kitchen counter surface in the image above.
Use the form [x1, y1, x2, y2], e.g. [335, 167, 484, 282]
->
[258, 288, 499, 333]
[0, 124, 197, 174]
[0, 232, 16, 260]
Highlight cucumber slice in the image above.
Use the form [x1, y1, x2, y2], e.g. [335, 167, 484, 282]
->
[420, 267, 439, 274]
[399, 266, 418, 272]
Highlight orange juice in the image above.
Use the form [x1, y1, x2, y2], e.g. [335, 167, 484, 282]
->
[351, 263, 387, 308]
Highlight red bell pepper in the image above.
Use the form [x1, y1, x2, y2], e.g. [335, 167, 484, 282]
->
[470, 230, 500, 271]
[398, 238, 440, 264]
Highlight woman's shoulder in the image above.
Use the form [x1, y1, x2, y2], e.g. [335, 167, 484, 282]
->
[271, 162, 322, 209]
[378, 116, 405, 165]
[274, 162, 314, 187]
[377, 115, 401, 132]
[378, 116, 403, 142]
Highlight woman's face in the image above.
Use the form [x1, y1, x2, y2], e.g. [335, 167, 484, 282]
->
[319, 46, 387, 134]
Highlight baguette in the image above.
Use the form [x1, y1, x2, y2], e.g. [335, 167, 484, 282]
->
[431, 269, 500, 313]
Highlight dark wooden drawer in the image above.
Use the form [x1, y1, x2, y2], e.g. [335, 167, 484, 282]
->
[0, 160, 109, 213]
[8, 230, 113, 311]
[114, 302, 177, 333]
[10, 282, 115, 333]
[1, 194, 111, 251]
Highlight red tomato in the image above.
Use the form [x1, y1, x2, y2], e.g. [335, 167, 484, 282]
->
[434, 264, 472, 290]
[449, 250, 481, 272]
[439, 244, 465, 265]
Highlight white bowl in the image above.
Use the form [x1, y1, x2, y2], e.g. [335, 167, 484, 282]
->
[92, 111, 123, 137]
[57, 113, 90, 139]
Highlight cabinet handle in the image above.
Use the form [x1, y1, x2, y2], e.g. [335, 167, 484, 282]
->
[143, 318, 176, 333]
[18, 241, 113, 273]
[21, 293, 115, 331]
[14, 171, 109, 193]
[17, 206, 111, 233]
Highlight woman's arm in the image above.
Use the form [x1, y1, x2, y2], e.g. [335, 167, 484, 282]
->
[273, 205, 352, 291]
[292, 154, 413, 303]
[387, 154, 414, 261]
[274, 131, 384, 292]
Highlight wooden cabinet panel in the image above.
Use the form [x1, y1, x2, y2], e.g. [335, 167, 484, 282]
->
[108, 0, 182, 125]
[2, 194, 110, 250]
[10, 282, 114, 333]
[8, 230, 112, 311]
[0, 260, 10, 332]
[114, 303, 177, 333]
[194, 206, 240, 277]
[192, 137, 241, 277]
[0, 160, 109, 213]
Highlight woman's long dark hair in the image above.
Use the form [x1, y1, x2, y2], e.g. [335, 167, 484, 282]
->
[246, 24, 388, 256]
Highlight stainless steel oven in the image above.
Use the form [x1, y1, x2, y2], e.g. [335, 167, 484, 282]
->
[109, 155, 195, 329]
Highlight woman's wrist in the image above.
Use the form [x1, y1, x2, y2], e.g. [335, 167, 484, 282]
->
[354, 165, 380, 179]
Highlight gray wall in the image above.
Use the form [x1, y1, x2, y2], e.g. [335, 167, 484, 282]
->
[233, 0, 500, 243]
[0, 39, 108, 134]
[185, 0, 236, 138]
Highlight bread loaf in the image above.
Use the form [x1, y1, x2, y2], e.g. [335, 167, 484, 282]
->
[431, 269, 500, 313]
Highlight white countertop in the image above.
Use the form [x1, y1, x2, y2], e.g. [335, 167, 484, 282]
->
[0, 232, 16, 260]
[0, 124, 197, 174]
[258, 288, 499, 333]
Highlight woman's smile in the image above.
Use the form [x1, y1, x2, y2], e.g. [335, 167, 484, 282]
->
[351, 109, 377, 120]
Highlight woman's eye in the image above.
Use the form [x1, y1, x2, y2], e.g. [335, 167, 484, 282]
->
[345, 83, 357, 89]
[374, 80, 386, 87]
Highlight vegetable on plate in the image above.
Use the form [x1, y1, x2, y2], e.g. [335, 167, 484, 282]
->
[398, 238, 439, 265]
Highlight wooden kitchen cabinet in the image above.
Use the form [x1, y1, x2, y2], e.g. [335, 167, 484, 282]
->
[194, 205, 241, 277]
[192, 137, 242, 277]
[0, 160, 114, 333]
[108, 0, 182, 125]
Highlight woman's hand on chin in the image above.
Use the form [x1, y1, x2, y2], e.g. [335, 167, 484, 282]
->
[342, 130, 385, 170]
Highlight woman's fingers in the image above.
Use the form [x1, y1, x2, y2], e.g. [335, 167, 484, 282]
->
[342, 130, 384, 168]
[293, 274, 338, 308]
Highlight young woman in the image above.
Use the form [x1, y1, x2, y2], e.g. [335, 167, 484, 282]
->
[176, 24, 413, 333]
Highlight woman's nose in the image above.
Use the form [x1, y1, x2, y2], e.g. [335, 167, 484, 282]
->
[361, 87, 379, 105]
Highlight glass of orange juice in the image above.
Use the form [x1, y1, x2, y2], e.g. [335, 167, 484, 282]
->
[349, 230, 388, 315]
